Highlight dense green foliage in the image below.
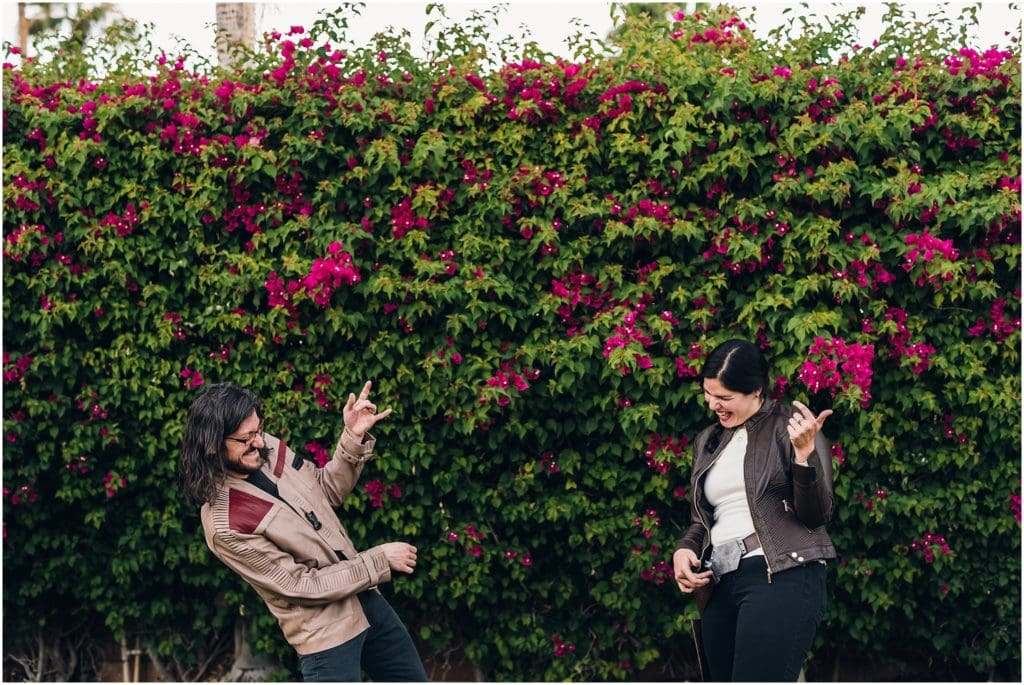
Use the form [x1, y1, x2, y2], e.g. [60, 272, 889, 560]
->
[3, 4, 1020, 681]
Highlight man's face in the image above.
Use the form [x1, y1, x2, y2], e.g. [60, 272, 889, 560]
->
[222, 409, 266, 476]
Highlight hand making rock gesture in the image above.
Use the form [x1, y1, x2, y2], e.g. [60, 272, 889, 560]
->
[343, 381, 393, 439]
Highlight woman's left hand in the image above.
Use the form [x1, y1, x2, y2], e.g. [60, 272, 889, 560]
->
[787, 400, 832, 463]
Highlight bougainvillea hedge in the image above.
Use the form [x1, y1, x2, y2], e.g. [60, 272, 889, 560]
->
[3, 5, 1020, 681]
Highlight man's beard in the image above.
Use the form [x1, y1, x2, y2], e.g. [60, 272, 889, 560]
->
[223, 445, 270, 475]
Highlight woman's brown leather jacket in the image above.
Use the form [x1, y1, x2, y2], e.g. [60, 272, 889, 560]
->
[675, 398, 837, 584]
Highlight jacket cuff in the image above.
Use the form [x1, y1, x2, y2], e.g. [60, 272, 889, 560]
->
[361, 546, 392, 587]
[333, 429, 376, 465]
[792, 452, 820, 484]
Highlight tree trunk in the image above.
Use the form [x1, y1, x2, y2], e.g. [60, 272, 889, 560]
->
[18, 2, 29, 56]
[222, 616, 277, 682]
[214, 3, 256, 68]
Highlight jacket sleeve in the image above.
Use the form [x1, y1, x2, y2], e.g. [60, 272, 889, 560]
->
[315, 428, 376, 508]
[209, 528, 392, 607]
[790, 432, 835, 529]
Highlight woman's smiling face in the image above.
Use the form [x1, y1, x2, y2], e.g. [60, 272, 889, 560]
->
[702, 377, 762, 428]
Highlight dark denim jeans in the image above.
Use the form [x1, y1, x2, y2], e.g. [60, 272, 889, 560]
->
[700, 555, 827, 682]
[298, 591, 428, 682]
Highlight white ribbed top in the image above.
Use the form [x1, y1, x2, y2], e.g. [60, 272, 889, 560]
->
[704, 428, 763, 556]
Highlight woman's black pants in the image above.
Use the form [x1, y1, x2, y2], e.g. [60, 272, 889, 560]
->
[700, 555, 827, 682]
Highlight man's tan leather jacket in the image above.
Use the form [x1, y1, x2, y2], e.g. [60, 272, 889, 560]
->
[201, 430, 392, 655]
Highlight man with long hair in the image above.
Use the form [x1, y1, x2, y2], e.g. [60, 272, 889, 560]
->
[179, 380, 427, 682]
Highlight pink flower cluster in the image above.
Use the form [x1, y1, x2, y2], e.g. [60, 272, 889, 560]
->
[909, 532, 952, 564]
[305, 441, 329, 468]
[643, 433, 690, 474]
[5, 171, 54, 216]
[362, 479, 402, 508]
[5, 483, 39, 506]
[835, 232, 896, 292]
[212, 179, 268, 238]
[967, 298, 1020, 343]
[270, 33, 300, 85]
[596, 80, 664, 121]
[941, 414, 967, 444]
[551, 633, 576, 658]
[641, 560, 672, 585]
[503, 548, 533, 566]
[163, 312, 186, 340]
[1010, 492, 1021, 523]
[516, 165, 566, 201]
[798, 337, 874, 407]
[498, 60, 570, 123]
[881, 307, 935, 373]
[631, 542, 672, 584]
[632, 509, 661, 540]
[603, 302, 656, 375]
[311, 373, 332, 410]
[539, 450, 560, 474]
[902, 231, 959, 288]
[448, 524, 487, 557]
[180, 367, 205, 388]
[701, 215, 781, 275]
[480, 363, 540, 406]
[65, 455, 91, 475]
[855, 489, 887, 511]
[944, 48, 1014, 86]
[3, 223, 65, 267]
[831, 442, 846, 466]
[550, 271, 613, 336]
[3, 353, 33, 383]
[458, 159, 493, 192]
[103, 471, 127, 498]
[208, 342, 235, 364]
[302, 243, 361, 306]
[606, 183, 677, 237]
[98, 202, 143, 238]
[674, 342, 704, 378]
[390, 195, 432, 239]
[674, 14, 749, 49]
[266, 242, 361, 315]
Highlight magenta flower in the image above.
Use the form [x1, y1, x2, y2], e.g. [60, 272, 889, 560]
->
[551, 634, 576, 658]
[363, 479, 386, 508]
[305, 441, 329, 468]
[180, 367, 205, 388]
[797, 337, 874, 407]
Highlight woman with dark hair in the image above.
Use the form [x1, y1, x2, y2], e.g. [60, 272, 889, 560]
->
[179, 381, 427, 682]
[673, 340, 836, 682]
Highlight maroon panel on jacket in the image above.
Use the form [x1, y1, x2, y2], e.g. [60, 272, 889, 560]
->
[273, 439, 287, 477]
[228, 488, 273, 534]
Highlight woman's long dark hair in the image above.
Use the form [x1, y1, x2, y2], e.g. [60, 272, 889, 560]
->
[700, 339, 770, 396]
[179, 382, 263, 506]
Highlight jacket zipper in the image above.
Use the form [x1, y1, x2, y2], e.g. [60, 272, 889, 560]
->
[740, 428, 775, 584]
[692, 430, 734, 562]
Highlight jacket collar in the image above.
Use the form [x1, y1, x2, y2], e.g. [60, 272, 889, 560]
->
[694, 397, 774, 468]
[744, 397, 774, 429]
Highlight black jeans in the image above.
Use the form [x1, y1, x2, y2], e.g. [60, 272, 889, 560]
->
[298, 591, 428, 682]
[700, 555, 827, 682]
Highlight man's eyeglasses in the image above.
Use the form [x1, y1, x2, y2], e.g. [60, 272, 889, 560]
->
[225, 424, 264, 446]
